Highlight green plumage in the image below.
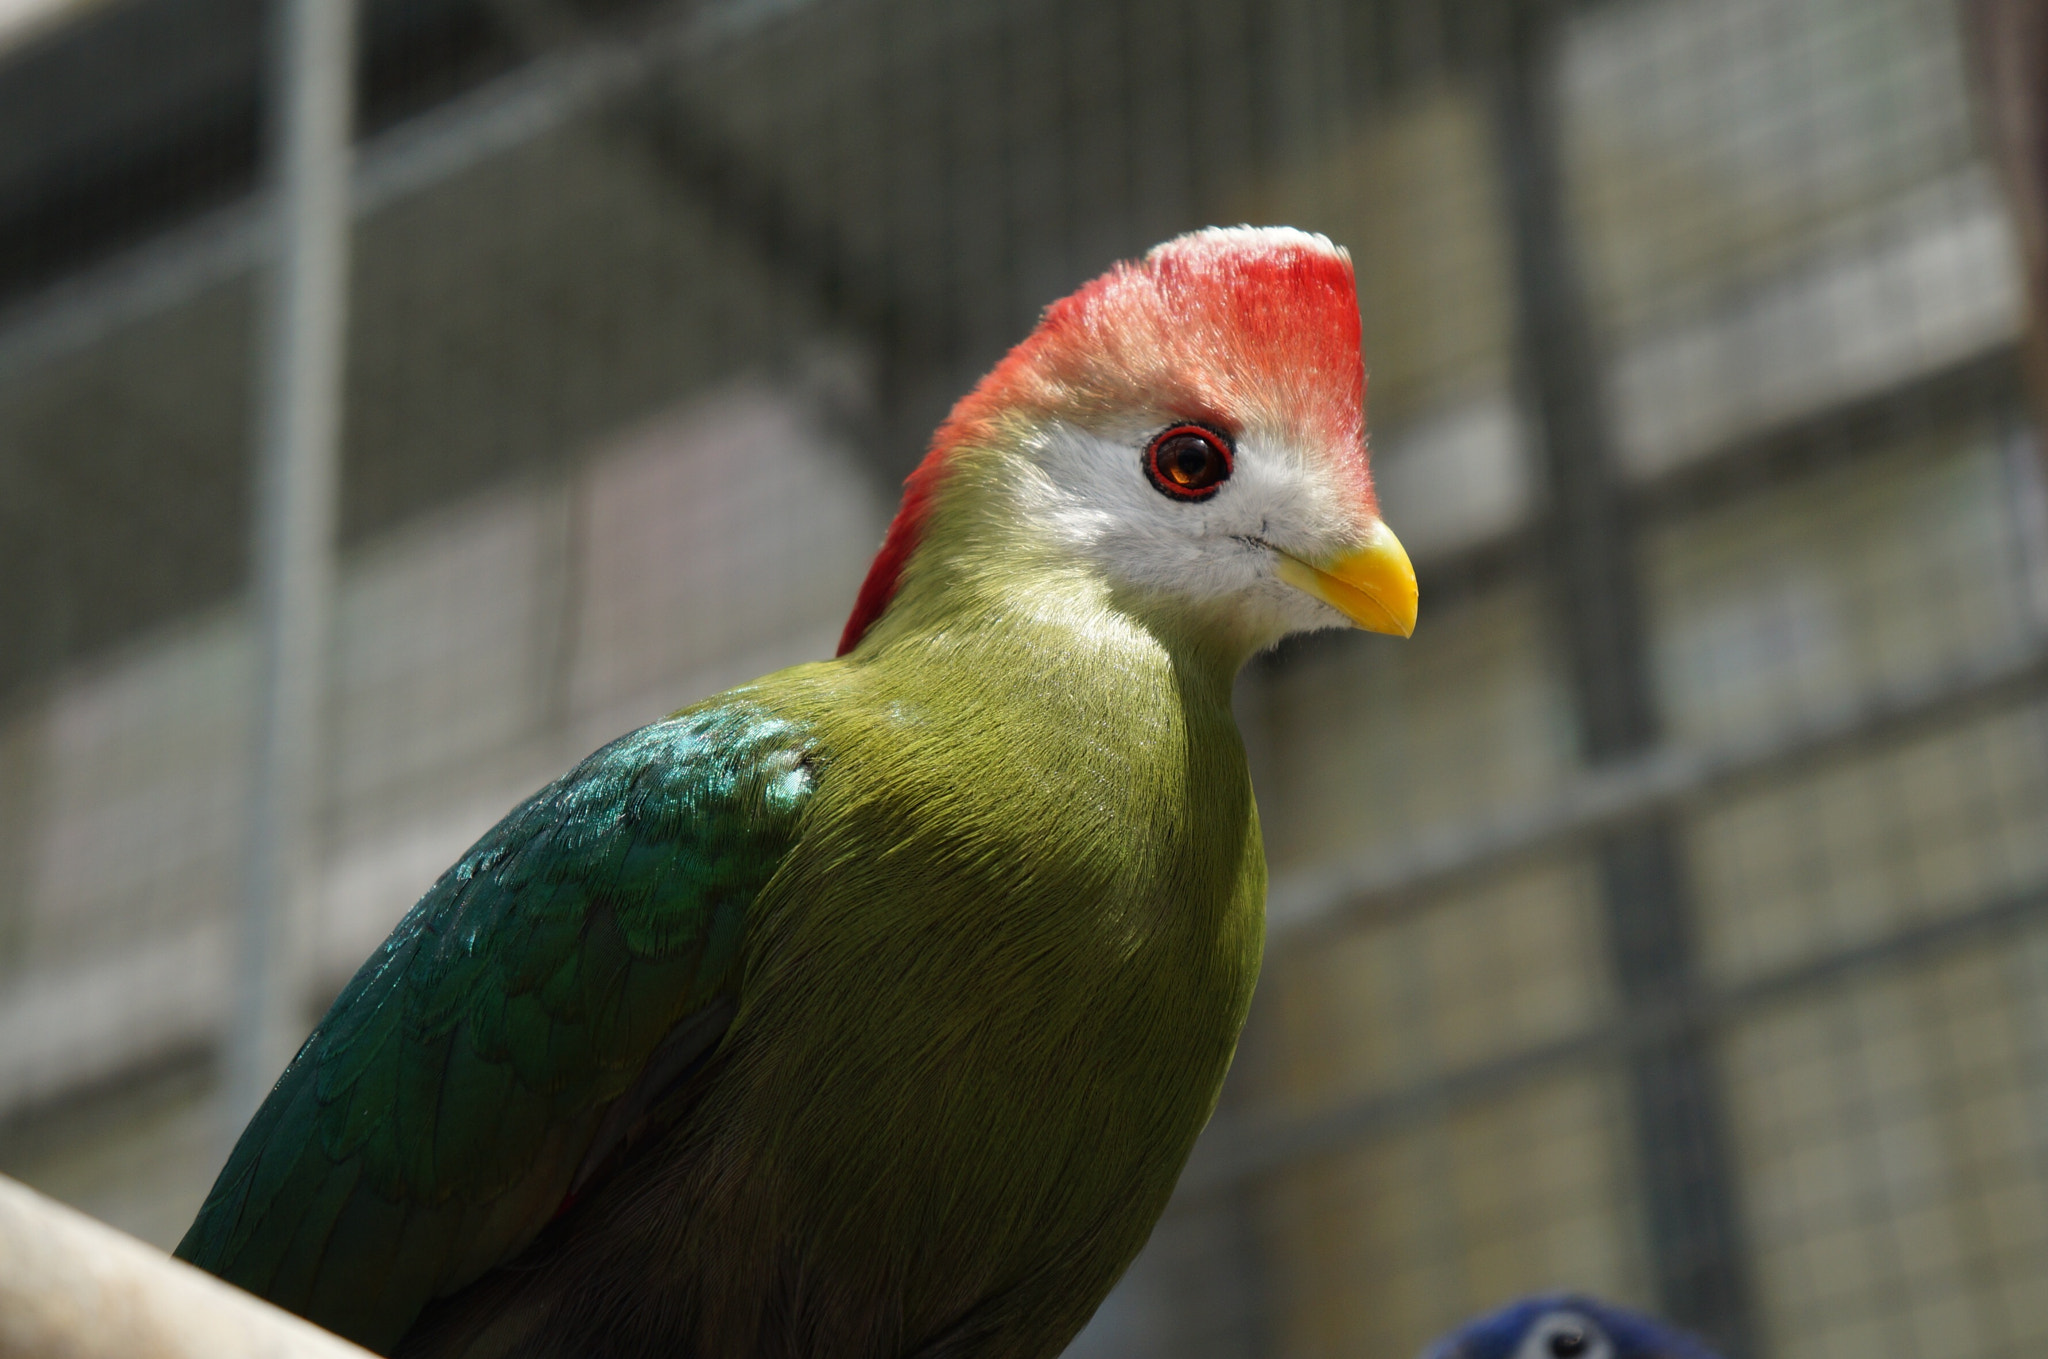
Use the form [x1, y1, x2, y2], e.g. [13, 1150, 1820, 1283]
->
[179, 551, 1266, 1359]
[168, 224, 1392, 1356]
[179, 708, 818, 1349]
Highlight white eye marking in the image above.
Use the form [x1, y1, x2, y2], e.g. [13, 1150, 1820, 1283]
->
[1515, 1312, 1611, 1359]
[1001, 418, 1368, 647]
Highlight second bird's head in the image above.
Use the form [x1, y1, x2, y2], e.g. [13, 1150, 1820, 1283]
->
[1420, 1295, 1726, 1359]
[837, 226, 1417, 663]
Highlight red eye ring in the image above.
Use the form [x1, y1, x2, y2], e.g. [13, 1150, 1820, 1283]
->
[1143, 424, 1234, 501]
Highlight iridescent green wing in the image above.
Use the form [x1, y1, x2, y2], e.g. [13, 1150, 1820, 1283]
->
[175, 702, 817, 1352]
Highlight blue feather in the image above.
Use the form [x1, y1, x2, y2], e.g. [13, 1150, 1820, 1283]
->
[1420, 1294, 1724, 1359]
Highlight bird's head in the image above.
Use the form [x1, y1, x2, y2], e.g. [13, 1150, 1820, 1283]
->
[1419, 1295, 1725, 1359]
[837, 226, 1416, 665]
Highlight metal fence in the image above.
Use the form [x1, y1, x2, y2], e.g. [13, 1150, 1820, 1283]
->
[2, 1, 2045, 1358]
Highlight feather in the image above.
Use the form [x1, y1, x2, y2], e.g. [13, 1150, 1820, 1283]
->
[175, 704, 818, 1350]
[179, 227, 1396, 1359]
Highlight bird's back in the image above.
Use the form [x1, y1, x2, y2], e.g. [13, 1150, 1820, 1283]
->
[394, 618, 1266, 1359]
[177, 221, 1405, 1359]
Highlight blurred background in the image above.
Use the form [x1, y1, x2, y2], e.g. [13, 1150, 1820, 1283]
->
[2, 0, 2046, 1356]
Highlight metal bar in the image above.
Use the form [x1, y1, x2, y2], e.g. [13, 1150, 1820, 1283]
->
[1269, 642, 2048, 943]
[1959, 0, 2048, 430]
[618, 84, 946, 377]
[1627, 345, 2021, 520]
[227, 0, 358, 1141]
[1490, 8, 1755, 1349]
[0, 2, 815, 389]
[0, 537, 2040, 1135]
[1302, 341, 2023, 624]
[1189, 877, 2048, 1194]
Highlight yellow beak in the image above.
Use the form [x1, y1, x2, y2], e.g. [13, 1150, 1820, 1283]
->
[1272, 519, 1418, 638]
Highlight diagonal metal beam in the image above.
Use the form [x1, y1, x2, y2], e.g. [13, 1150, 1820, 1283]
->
[617, 78, 947, 372]
[1190, 874, 2048, 1195]
[1269, 641, 2048, 944]
[0, 0, 821, 389]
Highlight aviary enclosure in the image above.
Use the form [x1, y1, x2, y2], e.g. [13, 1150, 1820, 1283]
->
[0, 1, 2044, 1356]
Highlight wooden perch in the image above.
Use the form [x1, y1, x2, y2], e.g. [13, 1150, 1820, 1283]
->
[0, 1174, 374, 1359]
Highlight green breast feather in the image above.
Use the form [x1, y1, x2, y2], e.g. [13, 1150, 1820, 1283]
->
[175, 701, 818, 1352]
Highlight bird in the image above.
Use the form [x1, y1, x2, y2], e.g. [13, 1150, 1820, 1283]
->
[175, 225, 1418, 1359]
[1420, 1295, 1725, 1359]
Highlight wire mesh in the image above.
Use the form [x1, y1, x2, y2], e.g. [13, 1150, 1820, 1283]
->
[0, 1, 2044, 1357]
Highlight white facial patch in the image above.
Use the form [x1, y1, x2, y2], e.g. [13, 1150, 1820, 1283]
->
[1001, 417, 1372, 647]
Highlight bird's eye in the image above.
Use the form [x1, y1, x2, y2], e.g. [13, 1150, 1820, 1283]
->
[1144, 424, 1233, 501]
[1547, 1327, 1590, 1358]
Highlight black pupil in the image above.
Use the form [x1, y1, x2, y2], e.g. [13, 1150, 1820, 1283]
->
[1548, 1328, 1589, 1358]
[1160, 434, 1220, 488]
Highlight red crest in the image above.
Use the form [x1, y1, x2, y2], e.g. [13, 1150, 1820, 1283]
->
[838, 227, 1369, 656]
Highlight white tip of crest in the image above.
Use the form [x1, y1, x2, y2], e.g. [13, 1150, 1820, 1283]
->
[1144, 226, 1350, 266]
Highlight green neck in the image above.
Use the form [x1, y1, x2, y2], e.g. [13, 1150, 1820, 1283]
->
[856, 446, 1265, 689]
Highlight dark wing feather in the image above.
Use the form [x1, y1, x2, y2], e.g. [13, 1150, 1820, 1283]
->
[176, 702, 817, 1352]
